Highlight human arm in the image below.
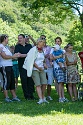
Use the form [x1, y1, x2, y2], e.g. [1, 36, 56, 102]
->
[65, 53, 77, 66]
[14, 45, 27, 58]
[50, 53, 63, 60]
[28, 35, 36, 46]
[33, 63, 44, 71]
[1, 51, 20, 60]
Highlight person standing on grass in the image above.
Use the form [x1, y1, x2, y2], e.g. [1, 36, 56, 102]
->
[42, 35, 54, 101]
[65, 43, 80, 101]
[23, 38, 48, 104]
[0, 34, 20, 102]
[50, 37, 68, 103]
[10, 46, 19, 89]
[14, 34, 35, 100]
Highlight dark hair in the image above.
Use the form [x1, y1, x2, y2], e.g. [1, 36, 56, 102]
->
[0, 34, 8, 43]
[55, 37, 62, 43]
[40, 35, 46, 38]
[18, 34, 25, 38]
[66, 43, 73, 48]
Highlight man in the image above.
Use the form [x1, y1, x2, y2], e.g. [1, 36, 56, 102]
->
[41, 35, 54, 100]
[14, 34, 35, 100]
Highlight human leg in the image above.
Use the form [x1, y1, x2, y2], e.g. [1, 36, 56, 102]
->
[20, 68, 32, 99]
[36, 85, 42, 99]
[47, 84, 51, 96]
[27, 77, 35, 99]
[46, 68, 53, 100]
[68, 83, 74, 101]
[72, 84, 77, 100]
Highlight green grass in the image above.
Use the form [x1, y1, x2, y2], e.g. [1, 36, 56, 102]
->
[0, 82, 83, 125]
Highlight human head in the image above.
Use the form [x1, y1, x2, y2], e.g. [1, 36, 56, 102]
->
[25, 35, 30, 44]
[66, 43, 73, 52]
[40, 35, 46, 46]
[54, 44, 60, 51]
[40, 35, 46, 40]
[55, 37, 62, 46]
[0, 34, 8, 45]
[36, 38, 45, 48]
[18, 34, 25, 45]
[10, 46, 15, 53]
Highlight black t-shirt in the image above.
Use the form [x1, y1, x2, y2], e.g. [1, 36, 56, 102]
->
[14, 43, 32, 70]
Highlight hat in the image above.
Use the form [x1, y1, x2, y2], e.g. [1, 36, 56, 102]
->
[53, 44, 60, 50]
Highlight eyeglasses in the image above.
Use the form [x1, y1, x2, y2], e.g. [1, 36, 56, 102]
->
[41, 37, 46, 40]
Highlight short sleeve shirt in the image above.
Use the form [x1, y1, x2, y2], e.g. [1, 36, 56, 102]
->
[14, 43, 32, 69]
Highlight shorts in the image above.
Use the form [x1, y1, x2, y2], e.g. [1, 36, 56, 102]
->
[2, 66, 15, 90]
[32, 70, 47, 86]
[53, 67, 66, 84]
[12, 64, 19, 78]
[47, 67, 54, 85]
[0, 72, 3, 88]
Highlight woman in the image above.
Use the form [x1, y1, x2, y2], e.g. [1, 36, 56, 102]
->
[65, 43, 80, 101]
[0, 34, 20, 102]
[43, 35, 54, 101]
[23, 38, 48, 104]
[50, 37, 68, 102]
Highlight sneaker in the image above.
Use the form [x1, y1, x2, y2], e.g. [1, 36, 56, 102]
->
[43, 97, 49, 103]
[12, 97, 20, 102]
[59, 98, 64, 103]
[37, 99, 43, 104]
[62, 97, 69, 102]
[5, 97, 12, 102]
[46, 96, 53, 101]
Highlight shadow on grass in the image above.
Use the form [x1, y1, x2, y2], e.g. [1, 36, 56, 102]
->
[0, 85, 83, 117]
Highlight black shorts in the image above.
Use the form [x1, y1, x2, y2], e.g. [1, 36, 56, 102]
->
[2, 66, 15, 90]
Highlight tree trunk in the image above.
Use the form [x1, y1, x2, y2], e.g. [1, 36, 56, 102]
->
[80, 13, 83, 28]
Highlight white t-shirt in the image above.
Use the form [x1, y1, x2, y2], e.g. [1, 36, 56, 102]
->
[0, 44, 12, 67]
[33, 52, 45, 71]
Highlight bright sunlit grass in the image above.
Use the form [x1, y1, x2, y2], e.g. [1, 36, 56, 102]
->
[0, 81, 83, 125]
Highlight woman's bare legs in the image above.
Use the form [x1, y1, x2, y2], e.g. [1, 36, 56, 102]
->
[58, 82, 64, 98]
[68, 83, 73, 101]
[72, 84, 77, 100]
[36, 85, 42, 99]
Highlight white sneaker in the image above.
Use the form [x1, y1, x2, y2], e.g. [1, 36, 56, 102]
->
[47, 96, 53, 101]
[37, 99, 43, 104]
[43, 97, 49, 103]
[59, 98, 64, 103]
[62, 97, 69, 102]
[12, 97, 21, 102]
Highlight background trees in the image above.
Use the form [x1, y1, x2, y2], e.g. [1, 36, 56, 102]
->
[0, 0, 82, 50]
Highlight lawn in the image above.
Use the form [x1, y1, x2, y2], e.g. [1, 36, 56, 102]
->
[0, 81, 83, 125]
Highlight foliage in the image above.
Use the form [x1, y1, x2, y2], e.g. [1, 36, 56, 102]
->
[66, 20, 83, 50]
[0, 0, 82, 50]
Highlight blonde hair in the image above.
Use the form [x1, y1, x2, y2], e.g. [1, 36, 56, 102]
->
[36, 38, 44, 45]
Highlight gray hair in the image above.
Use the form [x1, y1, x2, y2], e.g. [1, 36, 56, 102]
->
[36, 38, 44, 45]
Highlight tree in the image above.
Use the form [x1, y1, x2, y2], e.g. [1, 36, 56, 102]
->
[21, 0, 83, 27]
[60, 0, 83, 28]
[21, 0, 74, 24]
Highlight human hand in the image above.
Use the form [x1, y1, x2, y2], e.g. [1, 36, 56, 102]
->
[13, 53, 21, 58]
[38, 67, 44, 71]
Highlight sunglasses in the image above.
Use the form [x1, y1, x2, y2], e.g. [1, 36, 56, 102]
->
[41, 37, 46, 40]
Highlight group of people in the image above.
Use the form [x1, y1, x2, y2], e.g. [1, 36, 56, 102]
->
[0, 34, 81, 104]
